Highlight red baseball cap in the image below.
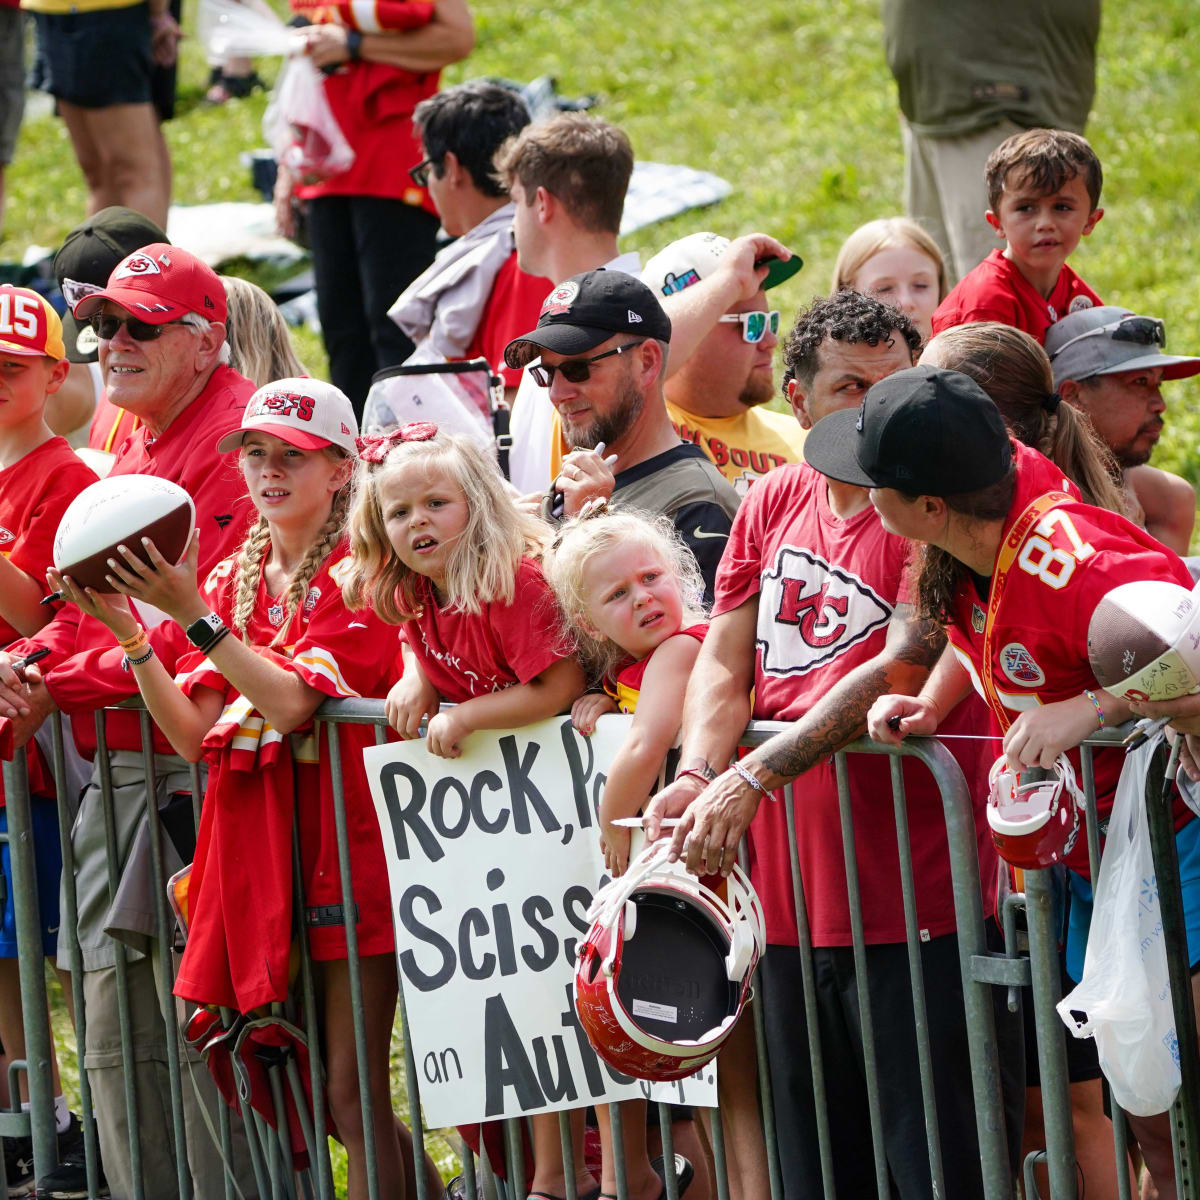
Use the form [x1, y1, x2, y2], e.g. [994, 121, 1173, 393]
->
[72, 243, 227, 326]
[0, 286, 66, 359]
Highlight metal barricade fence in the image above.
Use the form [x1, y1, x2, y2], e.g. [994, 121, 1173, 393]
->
[2, 702, 1198, 1200]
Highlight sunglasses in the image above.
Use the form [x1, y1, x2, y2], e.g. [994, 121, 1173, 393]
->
[90, 313, 185, 341]
[717, 309, 780, 343]
[1053, 315, 1166, 357]
[529, 340, 647, 388]
[408, 157, 438, 187]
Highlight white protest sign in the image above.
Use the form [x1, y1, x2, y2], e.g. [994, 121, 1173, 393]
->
[365, 715, 718, 1127]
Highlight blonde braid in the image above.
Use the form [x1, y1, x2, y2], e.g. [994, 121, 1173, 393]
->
[232, 515, 271, 637]
[268, 486, 351, 647]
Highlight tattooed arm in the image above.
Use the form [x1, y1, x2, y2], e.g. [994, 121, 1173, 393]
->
[664, 602, 946, 876]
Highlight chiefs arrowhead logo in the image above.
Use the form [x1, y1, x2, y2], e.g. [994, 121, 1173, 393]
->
[757, 545, 891, 676]
[540, 281, 579, 317]
[0, 526, 13, 544]
[115, 254, 161, 280]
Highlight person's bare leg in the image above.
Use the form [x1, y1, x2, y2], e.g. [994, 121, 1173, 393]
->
[529, 1109, 593, 1198]
[0, 959, 65, 1101]
[1023, 1080, 1136, 1200]
[56, 101, 107, 214]
[704, 1018, 768, 1200]
[65, 102, 170, 226]
[595, 1102, 658, 1200]
[322, 955, 407, 1200]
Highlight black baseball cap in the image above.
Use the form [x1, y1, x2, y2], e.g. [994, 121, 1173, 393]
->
[504, 269, 672, 369]
[53, 207, 168, 363]
[803, 364, 1012, 495]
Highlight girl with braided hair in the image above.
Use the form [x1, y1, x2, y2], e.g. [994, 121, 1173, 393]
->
[54, 378, 437, 1200]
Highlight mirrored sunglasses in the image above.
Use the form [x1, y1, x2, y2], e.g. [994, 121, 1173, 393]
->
[718, 309, 781, 343]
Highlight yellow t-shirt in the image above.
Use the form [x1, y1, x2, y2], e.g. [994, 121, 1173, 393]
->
[22, 0, 143, 14]
[665, 402, 806, 496]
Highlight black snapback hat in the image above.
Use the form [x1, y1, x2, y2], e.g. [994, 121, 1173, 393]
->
[802, 364, 1012, 495]
[504, 269, 672, 370]
[54, 207, 168, 363]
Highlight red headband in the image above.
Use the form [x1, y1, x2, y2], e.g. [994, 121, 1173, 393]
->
[355, 421, 438, 464]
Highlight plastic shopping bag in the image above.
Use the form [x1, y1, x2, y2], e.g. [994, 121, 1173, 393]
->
[197, 0, 299, 58]
[1057, 734, 1181, 1116]
[263, 56, 355, 184]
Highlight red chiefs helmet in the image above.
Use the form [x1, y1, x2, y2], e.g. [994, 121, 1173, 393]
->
[574, 840, 766, 1082]
[987, 754, 1086, 869]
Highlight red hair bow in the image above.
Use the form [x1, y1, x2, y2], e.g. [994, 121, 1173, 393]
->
[355, 422, 438, 463]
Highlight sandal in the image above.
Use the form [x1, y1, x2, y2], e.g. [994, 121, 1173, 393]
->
[598, 1156, 694, 1200]
[527, 1188, 602, 1200]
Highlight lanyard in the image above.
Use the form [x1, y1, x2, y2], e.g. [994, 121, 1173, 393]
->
[978, 491, 1071, 733]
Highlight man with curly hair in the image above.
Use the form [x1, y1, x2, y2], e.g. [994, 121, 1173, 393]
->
[646, 290, 1021, 1198]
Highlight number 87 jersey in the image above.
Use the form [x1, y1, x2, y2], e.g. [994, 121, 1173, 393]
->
[945, 443, 1193, 854]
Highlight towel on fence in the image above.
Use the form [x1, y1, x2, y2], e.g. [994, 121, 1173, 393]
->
[173, 653, 296, 1014]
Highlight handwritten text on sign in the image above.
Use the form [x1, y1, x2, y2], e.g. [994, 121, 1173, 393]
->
[365, 716, 717, 1127]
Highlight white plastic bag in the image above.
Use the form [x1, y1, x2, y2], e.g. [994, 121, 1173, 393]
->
[263, 56, 355, 184]
[197, 0, 299, 58]
[1057, 735, 1182, 1116]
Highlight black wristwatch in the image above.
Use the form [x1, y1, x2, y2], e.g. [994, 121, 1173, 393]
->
[186, 612, 226, 648]
[345, 29, 363, 60]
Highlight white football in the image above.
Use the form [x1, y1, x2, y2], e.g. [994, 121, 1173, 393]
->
[53, 475, 196, 594]
[1087, 579, 1200, 702]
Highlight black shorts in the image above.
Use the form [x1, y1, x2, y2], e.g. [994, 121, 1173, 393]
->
[1023, 949, 1103, 1086]
[33, 3, 153, 109]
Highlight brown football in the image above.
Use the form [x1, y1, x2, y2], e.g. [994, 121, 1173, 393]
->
[53, 475, 196, 594]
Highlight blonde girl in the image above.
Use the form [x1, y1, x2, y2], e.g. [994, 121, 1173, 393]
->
[831, 217, 947, 343]
[343, 422, 585, 755]
[221, 276, 307, 388]
[55, 379, 437, 1200]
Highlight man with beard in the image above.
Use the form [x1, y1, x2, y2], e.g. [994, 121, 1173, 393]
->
[1046, 305, 1200, 555]
[504, 269, 739, 599]
[643, 232, 806, 495]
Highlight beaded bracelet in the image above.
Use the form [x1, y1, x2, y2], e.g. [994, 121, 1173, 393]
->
[731, 760, 774, 799]
[124, 645, 154, 668]
[1083, 688, 1106, 729]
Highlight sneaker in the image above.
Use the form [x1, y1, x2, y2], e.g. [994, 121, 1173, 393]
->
[34, 1117, 107, 1200]
[4, 1135, 35, 1198]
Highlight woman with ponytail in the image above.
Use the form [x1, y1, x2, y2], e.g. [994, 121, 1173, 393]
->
[53, 378, 434, 1200]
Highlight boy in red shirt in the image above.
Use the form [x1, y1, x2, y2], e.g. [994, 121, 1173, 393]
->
[0, 286, 97, 1193]
[932, 128, 1104, 344]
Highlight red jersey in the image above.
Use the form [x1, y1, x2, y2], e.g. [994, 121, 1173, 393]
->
[292, 0, 439, 209]
[400, 558, 568, 702]
[947, 441, 1194, 872]
[464, 252, 553, 389]
[604, 624, 708, 714]
[714, 463, 995, 946]
[0, 438, 97, 646]
[932, 249, 1102, 345]
[174, 541, 398, 1010]
[8, 365, 257, 758]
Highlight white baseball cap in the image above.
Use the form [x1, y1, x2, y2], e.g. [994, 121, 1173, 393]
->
[642, 232, 802, 299]
[217, 378, 359, 456]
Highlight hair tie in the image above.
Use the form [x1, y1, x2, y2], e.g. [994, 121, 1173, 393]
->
[1042, 391, 1062, 414]
[355, 421, 438, 463]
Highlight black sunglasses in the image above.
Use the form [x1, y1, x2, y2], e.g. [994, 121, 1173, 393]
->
[90, 313, 185, 341]
[408, 157, 439, 187]
[529, 340, 647, 388]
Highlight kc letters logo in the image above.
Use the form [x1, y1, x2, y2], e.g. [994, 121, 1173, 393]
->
[758, 546, 891, 675]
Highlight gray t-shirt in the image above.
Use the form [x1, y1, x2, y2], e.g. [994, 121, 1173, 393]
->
[882, 0, 1100, 137]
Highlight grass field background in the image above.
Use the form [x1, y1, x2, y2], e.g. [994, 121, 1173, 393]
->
[4, 0, 1199, 480]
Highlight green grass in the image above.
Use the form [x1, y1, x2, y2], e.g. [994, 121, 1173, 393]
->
[5, 0, 1200, 474]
